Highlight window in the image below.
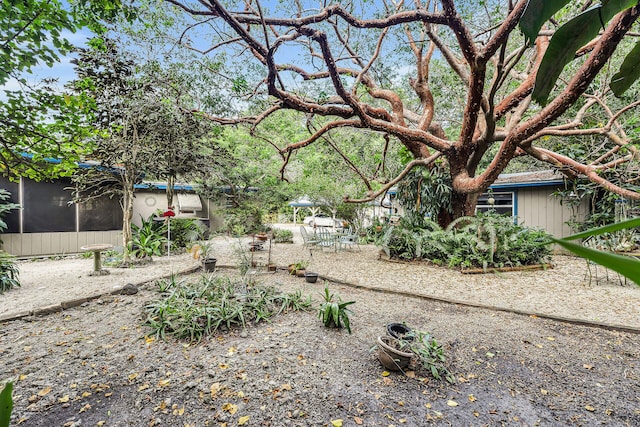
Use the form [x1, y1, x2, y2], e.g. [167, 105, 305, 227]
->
[23, 179, 76, 233]
[79, 195, 123, 231]
[476, 192, 514, 216]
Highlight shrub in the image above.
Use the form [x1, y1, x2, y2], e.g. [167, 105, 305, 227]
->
[169, 219, 208, 249]
[143, 275, 312, 341]
[379, 212, 552, 269]
[0, 251, 19, 294]
[272, 228, 293, 243]
[130, 214, 167, 259]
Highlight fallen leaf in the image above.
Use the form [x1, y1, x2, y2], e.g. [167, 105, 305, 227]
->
[128, 373, 139, 381]
[468, 394, 477, 402]
[138, 384, 150, 392]
[585, 405, 596, 412]
[447, 400, 458, 407]
[218, 363, 229, 370]
[381, 371, 390, 377]
[210, 383, 222, 399]
[330, 420, 343, 427]
[238, 415, 250, 425]
[144, 336, 155, 344]
[37, 387, 52, 397]
[281, 383, 292, 390]
[18, 374, 27, 381]
[58, 395, 70, 403]
[397, 401, 404, 406]
[158, 379, 170, 387]
[24, 346, 32, 352]
[486, 352, 495, 358]
[79, 403, 91, 413]
[540, 389, 548, 395]
[546, 337, 556, 341]
[81, 391, 91, 398]
[222, 403, 238, 414]
[354, 416, 363, 425]
[97, 422, 105, 427]
[583, 364, 594, 370]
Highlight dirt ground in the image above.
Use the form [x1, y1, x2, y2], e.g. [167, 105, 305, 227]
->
[1, 267, 639, 427]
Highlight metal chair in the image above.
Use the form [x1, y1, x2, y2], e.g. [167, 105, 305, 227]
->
[338, 227, 360, 251]
[300, 226, 319, 248]
[316, 227, 336, 251]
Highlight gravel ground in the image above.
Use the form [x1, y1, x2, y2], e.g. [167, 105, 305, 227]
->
[1, 271, 639, 426]
[1, 226, 639, 426]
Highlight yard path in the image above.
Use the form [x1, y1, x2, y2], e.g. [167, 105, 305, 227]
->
[2, 224, 639, 331]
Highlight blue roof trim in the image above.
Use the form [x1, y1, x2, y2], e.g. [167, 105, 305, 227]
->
[135, 183, 196, 191]
[490, 180, 565, 190]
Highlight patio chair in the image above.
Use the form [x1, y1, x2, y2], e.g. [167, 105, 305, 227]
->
[338, 227, 360, 251]
[316, 227, 336, 251]
[300, 226, 319, 248]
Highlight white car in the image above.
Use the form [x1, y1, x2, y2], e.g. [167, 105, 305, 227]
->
[303, 214, 346, 228]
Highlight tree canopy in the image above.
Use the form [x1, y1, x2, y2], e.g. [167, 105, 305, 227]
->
[162, 0, 640, 224]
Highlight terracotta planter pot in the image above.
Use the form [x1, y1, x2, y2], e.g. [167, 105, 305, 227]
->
[288, 264, 297, 275]
[296, 269, 306, 277]
[268, 264, 277, 272]
[377, 335, 413, 371]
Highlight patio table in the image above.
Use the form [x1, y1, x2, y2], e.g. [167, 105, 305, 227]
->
[80, 243, 114, 276]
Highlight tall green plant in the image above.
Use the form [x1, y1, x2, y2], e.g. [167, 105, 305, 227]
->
[0, 381, 12, 427]
[129, 215, 167, 260]
[0, 252, 20, 294]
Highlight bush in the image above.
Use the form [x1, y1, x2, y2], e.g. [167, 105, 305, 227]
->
[130, 215, 167, 259]
[272, 228, 293, 243]
[0, 251, 19, 294]
[379, 212, 552, 269]
[169, 219, 208, 249]
[224, 205, 264, 236]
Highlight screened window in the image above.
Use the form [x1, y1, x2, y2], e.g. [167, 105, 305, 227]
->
[476, 192, 514, 216]
[0, 177, 20, 233]
[23, 179, 76, 233]
[79, 195, 122, 231]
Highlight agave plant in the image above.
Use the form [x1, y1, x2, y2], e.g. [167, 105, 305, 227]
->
[318, 283, 355, 333]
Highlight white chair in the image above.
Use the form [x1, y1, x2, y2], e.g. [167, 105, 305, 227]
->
[300, 226, 319, 248]
[338, 227, 360, 251]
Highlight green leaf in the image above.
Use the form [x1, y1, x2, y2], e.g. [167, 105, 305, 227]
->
[533, 0, 638, 105]
[610, 40, 640, 97]
[0, 381, 13, 427]
[551, 238, 640, 286]
[561, 216, 640, 241]
[519, 0, 572, 46]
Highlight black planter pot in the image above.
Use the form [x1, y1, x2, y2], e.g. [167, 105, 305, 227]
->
[202, 257, 217, 272]
[304, 272, 319, 283]
[386, 323, 413, 340]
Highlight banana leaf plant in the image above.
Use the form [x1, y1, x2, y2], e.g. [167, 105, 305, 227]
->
[519, 0, 640, 104]
[551, 216, 640, 286]
[0, 381, 13, 427]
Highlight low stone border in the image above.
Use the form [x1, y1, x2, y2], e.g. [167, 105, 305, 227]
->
[317, 273, 640, 335]
[0, 264, 202, 323]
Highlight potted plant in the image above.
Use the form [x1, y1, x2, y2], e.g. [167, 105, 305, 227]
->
[198, 241, 217, 272]
[376, 335, 413, 371]
[375, 329, 455, 382]
[288, 260, 309, 275]
[317, 284, 355, 333]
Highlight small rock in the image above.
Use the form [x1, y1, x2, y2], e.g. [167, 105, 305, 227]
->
[120, 283, 139, 295]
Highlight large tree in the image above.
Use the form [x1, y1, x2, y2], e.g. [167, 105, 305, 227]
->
[162, 0, 640, 225]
